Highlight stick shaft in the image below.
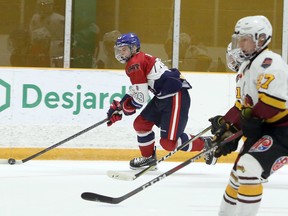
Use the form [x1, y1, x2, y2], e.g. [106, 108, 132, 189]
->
[22, 118, 108, 163]
[82, 130, 243, 204]
[107, 126, 211, 181]
[133, 125, 212, 179]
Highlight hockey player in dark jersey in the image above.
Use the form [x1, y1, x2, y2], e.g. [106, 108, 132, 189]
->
[106, 32, 217, 170]
[209, 15, 288, 216]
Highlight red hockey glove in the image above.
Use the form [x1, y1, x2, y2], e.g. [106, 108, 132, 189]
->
[107, 100, 122, 126]
[121, 97, 136, 116]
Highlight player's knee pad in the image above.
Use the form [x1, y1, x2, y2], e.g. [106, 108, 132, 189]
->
[133, 115, 154, 132]
[160, 138, 177, 151]
[236, 153, 263, 185]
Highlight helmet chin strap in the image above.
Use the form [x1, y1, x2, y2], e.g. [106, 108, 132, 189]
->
[259, 35, 271, 50]
[255, 35, 271, 52]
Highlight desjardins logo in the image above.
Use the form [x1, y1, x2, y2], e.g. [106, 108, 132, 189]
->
[0, 79, 11, 112]
[0, 81, 128, 115]
[21, 84, 127, 115]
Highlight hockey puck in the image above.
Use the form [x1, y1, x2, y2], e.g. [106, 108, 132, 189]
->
[8, 158, 16, 165]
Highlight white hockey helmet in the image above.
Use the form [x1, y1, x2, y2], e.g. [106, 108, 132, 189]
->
[232, 15, 272, 59]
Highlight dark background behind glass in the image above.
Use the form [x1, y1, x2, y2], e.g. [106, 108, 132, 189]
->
[0, 0, 283, 71]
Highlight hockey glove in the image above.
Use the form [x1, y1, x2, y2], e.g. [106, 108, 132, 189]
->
[121, 97, 136, 116]
[107, 100, 122, 126]
[240, 108, 262, 139]
[212, 121, 233, 143]
[209, 115, 225, 134]
[214, 136, 241, 158]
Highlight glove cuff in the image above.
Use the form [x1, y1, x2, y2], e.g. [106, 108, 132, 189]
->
[122, 98, 136, 116]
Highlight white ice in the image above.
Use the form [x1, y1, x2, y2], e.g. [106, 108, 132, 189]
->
[0, 160, 288, 216]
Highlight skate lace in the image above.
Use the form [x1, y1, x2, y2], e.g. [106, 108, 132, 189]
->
[134, 157, 153, 164]
[134, 157, 148, 165]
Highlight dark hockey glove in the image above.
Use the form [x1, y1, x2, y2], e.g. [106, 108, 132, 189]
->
[209, 115, 225, 134]
[107, 100, 122, 126]
[212, 121, 232, 143]
[121, 97, 136, 116]
[214, 136, 241, 158]
[240, 108, 262, 138]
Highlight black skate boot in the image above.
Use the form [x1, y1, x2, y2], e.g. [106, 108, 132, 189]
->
[202, 136, 217, 165]
[129, 147, 157, 170]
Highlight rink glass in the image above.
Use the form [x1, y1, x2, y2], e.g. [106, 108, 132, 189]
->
[0, 0, 284, 71]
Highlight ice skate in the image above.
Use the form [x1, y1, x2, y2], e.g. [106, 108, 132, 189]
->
[130, 148, 158, 170]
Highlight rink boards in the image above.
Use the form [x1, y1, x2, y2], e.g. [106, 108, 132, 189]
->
[0, 67, 237, 163]
[0, 147, 238, 163]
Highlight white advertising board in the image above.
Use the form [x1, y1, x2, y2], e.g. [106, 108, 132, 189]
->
[0, 68, 130, 124]
[0, 68, 236, 148]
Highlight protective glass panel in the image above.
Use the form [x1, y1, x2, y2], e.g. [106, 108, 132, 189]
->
[89, 0, 174, 69]
[0, 0, 65, 67]
[0, 0, 284, 71]
[180, 0, 283, 72]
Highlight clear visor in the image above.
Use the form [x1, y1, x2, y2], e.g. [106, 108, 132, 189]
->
[231, 33, 254, 60]
[231, 34, 239, 50]
[231, 33, 254, 49]
[114, 45, 132, 64]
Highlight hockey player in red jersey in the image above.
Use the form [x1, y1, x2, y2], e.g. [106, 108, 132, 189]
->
[106, 32, 217, 169]
[209, 15, 288, 216]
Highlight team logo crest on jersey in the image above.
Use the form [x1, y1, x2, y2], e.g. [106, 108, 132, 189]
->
[127, 63, 140, 74]
[249, 135, 273, 153]
[271, 156, 288, 175]
[261, 58, 272, 69]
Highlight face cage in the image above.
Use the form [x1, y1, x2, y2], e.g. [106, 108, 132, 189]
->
[226, 46, 245, 72]
[226, 52, 240, 72]
[114, 45, 132, 64]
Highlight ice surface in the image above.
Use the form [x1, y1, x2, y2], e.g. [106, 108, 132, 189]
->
[0, 160, 287, 216]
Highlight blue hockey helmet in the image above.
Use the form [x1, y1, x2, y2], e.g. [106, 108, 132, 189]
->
[114, 33, 140, 63]
[115, 33, 140, 50]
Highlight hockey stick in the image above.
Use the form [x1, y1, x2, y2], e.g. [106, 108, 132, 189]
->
[81, 130, 243, 204]
[107, 125, 212, 181]
[0, 118, 108, 165]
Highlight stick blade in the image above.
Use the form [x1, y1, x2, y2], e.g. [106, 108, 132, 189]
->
[0, 159, 23, 165]
[81, 192, 121, 204]
[106, 170, 135, 181]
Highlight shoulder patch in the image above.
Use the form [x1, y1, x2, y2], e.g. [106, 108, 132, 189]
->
[261, 58, 272, 69]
